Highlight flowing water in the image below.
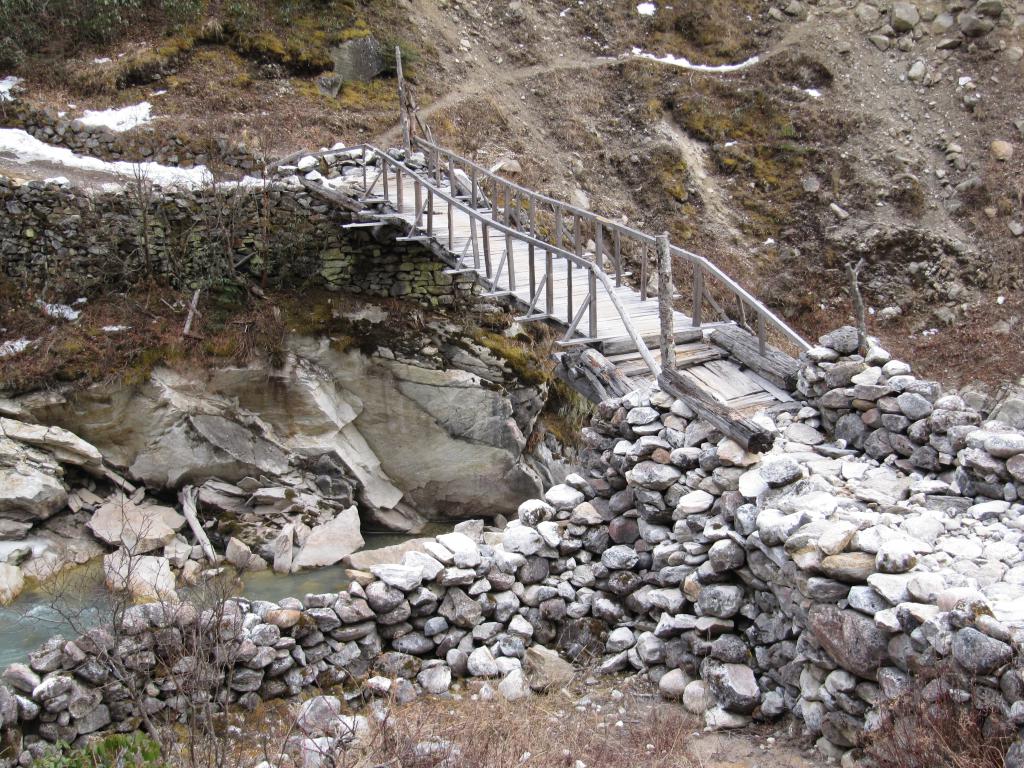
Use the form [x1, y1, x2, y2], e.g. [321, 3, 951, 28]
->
[0, 530, 436, 667]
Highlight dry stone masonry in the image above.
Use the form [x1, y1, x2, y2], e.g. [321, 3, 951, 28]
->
[0, 174, 476, 305]
[3, 328, 1024, 766]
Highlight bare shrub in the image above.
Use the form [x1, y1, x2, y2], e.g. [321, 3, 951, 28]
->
[862, 673, 1014, 768]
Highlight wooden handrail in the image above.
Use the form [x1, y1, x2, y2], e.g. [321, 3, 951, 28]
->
[412, 136, 810, 354]
[271, 139, 809, 378]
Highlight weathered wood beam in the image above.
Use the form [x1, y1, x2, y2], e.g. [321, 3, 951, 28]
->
[658, 368, 775, 453]
[708, 325, 800, 392]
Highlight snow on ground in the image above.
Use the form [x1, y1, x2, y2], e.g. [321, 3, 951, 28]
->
[628, 47, 760, 73]
[102, 325, 130, 333]
[636, 2, 656, 15]
[78, 102, 153, 132]
[0, 339, 32, 358]
[38, 301, 81, 322]
[0, 128, 218, 188]
[0, 76, 22, 102]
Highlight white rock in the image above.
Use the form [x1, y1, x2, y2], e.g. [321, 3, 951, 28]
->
[435, 532, 481, 567]
[293, 506, 364, 569]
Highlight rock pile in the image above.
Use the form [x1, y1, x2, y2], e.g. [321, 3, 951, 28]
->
[798, 325, 1024, 503]
[854, 0, 1016, 54]
[4, 330, 1024, 765]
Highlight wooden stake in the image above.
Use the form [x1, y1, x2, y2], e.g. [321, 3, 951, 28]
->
[656, 233, 676, 372]
[396, 46, 411, 154]
[846, 257, 867, 354]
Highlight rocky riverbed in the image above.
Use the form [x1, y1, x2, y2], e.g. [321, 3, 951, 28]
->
[0, 309, 573, 608]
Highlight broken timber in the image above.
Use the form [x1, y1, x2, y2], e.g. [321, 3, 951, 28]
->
[658, 367, 775, 453]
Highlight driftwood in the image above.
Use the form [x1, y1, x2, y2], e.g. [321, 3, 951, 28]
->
[182, 289, 201, 338]
[658, 367, 775, 453]
[179, 485, 217, 563]
[709, 325, 800, 392]
[556, 348, 635, 403]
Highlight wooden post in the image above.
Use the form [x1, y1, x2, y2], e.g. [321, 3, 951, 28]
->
[396, 46, 411, 154]
[545, 250, 554, 315]
[692, 262, 704, 328]
[588, 269, 598, 339]
[656, 233, 676, 372]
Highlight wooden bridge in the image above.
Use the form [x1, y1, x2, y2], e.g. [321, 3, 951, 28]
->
[277, 139, 810, 449]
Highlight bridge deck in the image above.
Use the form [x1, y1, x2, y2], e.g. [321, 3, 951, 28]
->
[365, 174, 692, 347]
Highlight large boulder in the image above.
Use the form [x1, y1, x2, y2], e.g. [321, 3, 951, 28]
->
[87, 494, 185, 553]
[0, 563, 24, 605]
[0, 464, 67, 536]
[329, 36, 386, 83]
[0, 418, 103, 469]
[103, 550, 178, 602]
[807, 605, 889, 679]
[292, 506, 364, 569]
[25, 335, 552, 529]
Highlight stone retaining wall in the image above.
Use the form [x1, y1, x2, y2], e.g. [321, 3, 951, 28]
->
[1, 100, 262, 172]
[0, 176, 477, 306]
[3, 332, 1024, 766]
[798, 325, 1024, 502]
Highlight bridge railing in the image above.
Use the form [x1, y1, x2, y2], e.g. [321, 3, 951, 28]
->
[361, 145, 662, 375]
[413, 137, 810, 357]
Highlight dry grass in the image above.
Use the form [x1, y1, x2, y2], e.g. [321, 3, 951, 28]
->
[357, 684, 699, 768]
[862, 680, 1014, 768]
[204, 678, 702, 768]
[0, 283, 288, 394]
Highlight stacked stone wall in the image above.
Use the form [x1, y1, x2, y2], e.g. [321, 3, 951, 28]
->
[0, 176, 476, 306]
[4, 331, 1024, 766]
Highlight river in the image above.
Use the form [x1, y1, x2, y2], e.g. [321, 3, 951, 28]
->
[0, 530, 431, 667]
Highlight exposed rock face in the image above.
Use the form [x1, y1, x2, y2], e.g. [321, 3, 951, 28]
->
[0, 434, 68, 539]
[24, 333, 560, 531]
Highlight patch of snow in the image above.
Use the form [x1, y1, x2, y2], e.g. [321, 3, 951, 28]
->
[0, 338, 31, 358]
[150, 89, 167, 97]
[628, 47, 760, 73]
[38, 301, 81, 322]
[102, 325, 130, 333]
[93, 57, 112, 64]
[0, 128, 217, 188]
[763, 238, 776, 246]
[921, 328, 939, 337]
[45, 177, 71, 185]
[559, 7, 570, 16]
[804, 88, 822, 98]
[637, 2, 656, 15]
[724, 140, 737, 147]
[0, 76, 22, 102]
[78, 101, 152, 132]
[997, 295, 1006, 305]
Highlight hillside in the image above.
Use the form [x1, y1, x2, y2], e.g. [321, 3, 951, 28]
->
[1, 0, 1022, 388]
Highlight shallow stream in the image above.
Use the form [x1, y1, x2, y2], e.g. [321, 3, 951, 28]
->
[0, 531, 425, 667]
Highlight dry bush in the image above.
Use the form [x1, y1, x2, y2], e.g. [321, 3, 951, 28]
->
[862, 680, 1014, 768]
[345, 684, 700, 768]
